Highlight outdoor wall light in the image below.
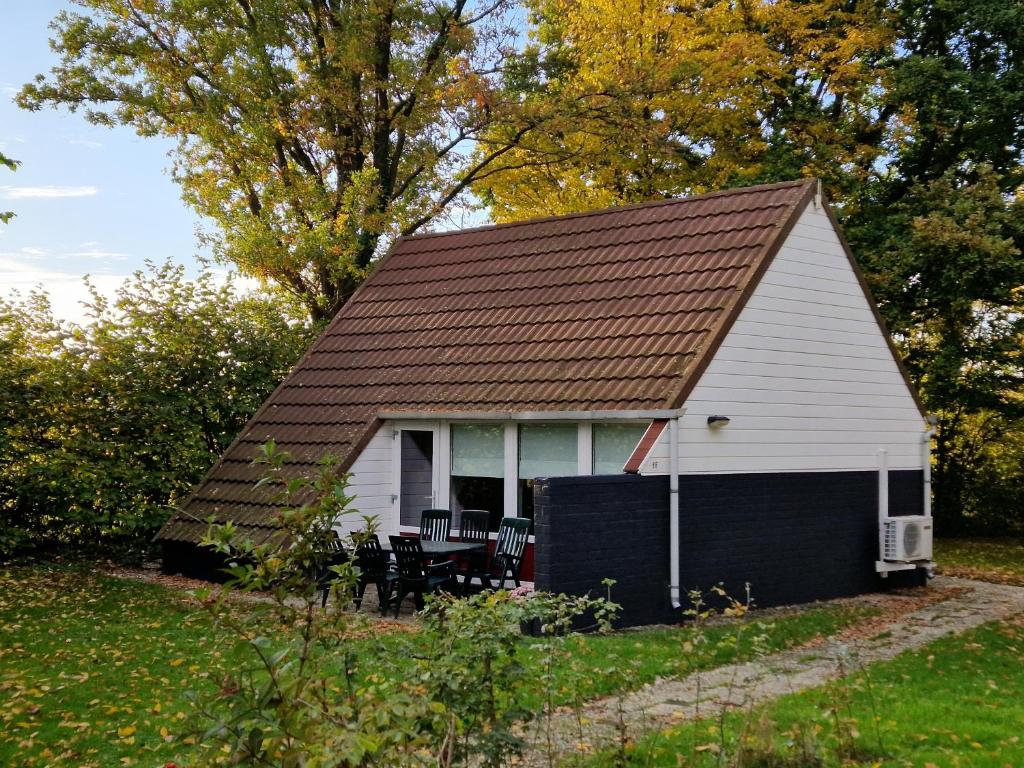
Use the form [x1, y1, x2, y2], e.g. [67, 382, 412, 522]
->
[707, 415, 731, 428]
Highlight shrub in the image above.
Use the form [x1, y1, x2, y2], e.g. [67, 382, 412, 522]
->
[193, 442, 618, 766]
[0, 263, 312, 561]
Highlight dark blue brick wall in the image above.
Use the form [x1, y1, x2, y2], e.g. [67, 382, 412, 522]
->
[889, 469, 926, 517]
[533, 469, 927, 626]
[677, 470, 926, 609]
[533, 474, 673, 627]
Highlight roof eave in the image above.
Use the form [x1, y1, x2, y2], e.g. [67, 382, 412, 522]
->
[378, 408, 686, 422]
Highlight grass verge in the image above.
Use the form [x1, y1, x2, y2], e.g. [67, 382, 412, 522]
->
[936, 537, 1024, 586]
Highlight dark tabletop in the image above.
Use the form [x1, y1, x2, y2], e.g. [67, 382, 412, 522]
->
[383, 539, 485, 556]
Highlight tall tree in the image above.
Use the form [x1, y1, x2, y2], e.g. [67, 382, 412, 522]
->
[875, 0, 1024, 202]
[20, 0, 540, 321]
[852, 168, 1024, 529]
[478, 0, 894, 221]
[843, 0, 1024, 525]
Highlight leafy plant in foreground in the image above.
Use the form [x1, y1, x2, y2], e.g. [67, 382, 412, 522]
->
[194, 441, 618, 766]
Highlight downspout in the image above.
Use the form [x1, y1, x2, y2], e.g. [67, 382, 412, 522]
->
[922, 417, 937, 578]
[923, 416, 937, 519]
[669, 415, 681, 609]
[877, 448, 889, 575]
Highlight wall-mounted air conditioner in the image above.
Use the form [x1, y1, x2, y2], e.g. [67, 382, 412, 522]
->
[883, 516, 933, 562]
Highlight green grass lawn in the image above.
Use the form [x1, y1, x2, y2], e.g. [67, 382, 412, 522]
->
[936, 537, 1024, 586]
[0, 564, 869, 767]
[514, 604, 868, 709]
[586, 618, 1024, 767]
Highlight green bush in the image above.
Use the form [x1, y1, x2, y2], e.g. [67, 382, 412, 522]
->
[0, 263, 312, 561]
[195, 442, 619, 767]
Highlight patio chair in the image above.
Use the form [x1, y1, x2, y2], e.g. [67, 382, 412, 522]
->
[456, 509, 490, 590]
[315, 531, 350, 608]
[353, 534, 397, 615]
[492, 516, 531, 588]
[462, 516, 531, 592]
[418, 509, 452, 542]
[387, 535, 457, 616]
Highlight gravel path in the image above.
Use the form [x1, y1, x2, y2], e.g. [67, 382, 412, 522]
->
[521, 576, 1024, 766]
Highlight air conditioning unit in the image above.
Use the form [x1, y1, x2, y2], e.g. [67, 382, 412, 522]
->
[883, 516, 933, 562]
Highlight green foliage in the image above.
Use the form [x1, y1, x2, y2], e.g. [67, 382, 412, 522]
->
[0, 150, 18, 224]
[197, 442, 621, 766]
[0, 264, 311, 561]
[851, 166, 1024, 533]
[19, 0, 545, 321]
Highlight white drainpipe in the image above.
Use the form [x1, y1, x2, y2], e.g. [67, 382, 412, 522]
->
[669, 415, 681, 608]
[877, 447, 889, 570]
[923, 423, 935, 519]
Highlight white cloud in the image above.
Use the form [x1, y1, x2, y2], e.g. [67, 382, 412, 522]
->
[207, 267, 264, 293]
[67, 138, 104, 149]
[1, 258, 263, 324]
[65, 245, 130, 261]
[0, 185, 99, 200]
[0, 255, 127, 324]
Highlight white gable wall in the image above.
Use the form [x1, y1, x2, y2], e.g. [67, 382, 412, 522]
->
[642, 199, 927, 475]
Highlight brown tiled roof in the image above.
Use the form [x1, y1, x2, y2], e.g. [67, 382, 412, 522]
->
[156, 179, 817, 544]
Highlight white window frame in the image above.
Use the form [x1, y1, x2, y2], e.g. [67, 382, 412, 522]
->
[392, 420, 443, 534]
[590, 420, 651, 475]
[388, 414, 671, 535]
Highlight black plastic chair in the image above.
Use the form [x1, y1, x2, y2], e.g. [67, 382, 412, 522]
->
[456, 509, 490, 590]
[419, 509, 452, 542]
[387, 535, 456, 616]
[353, 534, 397, 615]
[315, 532, 350, 608]
[463, 516, 531, 591]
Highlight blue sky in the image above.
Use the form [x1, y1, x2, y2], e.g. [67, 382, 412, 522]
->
[0, 2, 214, 321]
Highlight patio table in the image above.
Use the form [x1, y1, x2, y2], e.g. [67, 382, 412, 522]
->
[382, 539, 485, 557]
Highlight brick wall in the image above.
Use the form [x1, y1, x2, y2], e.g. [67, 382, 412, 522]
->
[888, 469, 925, 517]
[533, 474, 673, 627]
[533, 469, 927, 626]
[677, 470, 926, 610]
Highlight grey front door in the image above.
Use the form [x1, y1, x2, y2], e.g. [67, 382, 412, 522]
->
[399, 429, 435, 527]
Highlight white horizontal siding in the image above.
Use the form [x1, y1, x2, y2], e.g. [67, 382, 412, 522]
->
[642, 199, 926, 476]
[340, 422, 395, 536]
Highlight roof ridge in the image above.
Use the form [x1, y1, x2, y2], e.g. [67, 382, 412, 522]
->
[401, 178, 816, 243]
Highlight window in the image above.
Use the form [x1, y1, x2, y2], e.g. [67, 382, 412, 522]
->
[592, 423, 649, 475]
[450, 424, 504, 531]
[517, 423, 578, 521]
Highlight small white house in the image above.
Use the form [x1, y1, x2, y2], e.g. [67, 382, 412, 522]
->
[157, 179, 933, 619]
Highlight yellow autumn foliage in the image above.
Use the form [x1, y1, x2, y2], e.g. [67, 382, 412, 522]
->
[482, 0, 894, 221]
